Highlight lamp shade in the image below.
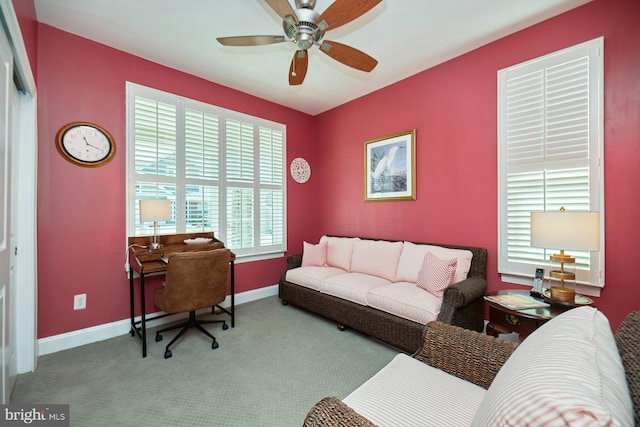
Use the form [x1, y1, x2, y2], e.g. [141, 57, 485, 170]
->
[139, 199, 171, 223]
[530, 211, 600, 251]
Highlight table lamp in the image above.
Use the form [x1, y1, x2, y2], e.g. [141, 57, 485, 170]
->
[530, 208, 599, 302]
[140, 199, 171, 249]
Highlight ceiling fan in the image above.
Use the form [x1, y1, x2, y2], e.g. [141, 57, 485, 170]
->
[216, 0, 381, 85]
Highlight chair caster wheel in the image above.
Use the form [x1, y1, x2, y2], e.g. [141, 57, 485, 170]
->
[222, 323, 229, 330]
[155, 334, 163, 342]
[212, 341, 219, 350]
[164, 349, 172, 359]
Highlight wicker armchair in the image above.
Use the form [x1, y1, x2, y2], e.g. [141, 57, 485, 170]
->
[304, 311, 640, 426]
[616, 311, 640, 426]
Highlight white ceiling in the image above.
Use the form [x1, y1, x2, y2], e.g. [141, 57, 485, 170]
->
[33, 0, 592, 116]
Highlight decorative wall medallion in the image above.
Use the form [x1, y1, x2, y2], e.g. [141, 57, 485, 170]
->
[290, 157, 311, 183]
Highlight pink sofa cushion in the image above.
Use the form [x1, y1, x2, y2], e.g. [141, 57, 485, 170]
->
[285, 266, 347, 291]
[396, 241, 473, 284]
[350, 239, 404, 281]
[301, 240, 327, 267]
[320, 236, 359, 271]
[319, 273, 391, 306]
[367, 282, 442, 325]
[416, 252, 457, 298]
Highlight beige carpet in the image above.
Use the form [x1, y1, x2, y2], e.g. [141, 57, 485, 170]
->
[11, 296, 398, 426]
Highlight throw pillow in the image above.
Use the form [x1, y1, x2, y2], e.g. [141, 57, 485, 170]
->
[301, 241, 328, 267]
[320, 236, 359, 271]
[416, 252, 457, 298]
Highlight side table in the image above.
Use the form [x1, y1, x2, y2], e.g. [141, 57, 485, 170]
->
[485, 289, 578, 341]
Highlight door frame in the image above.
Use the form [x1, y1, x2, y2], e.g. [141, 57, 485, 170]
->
[0, 0, 38, 374]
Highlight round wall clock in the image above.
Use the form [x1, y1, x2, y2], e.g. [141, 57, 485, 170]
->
[290, 157, 311, 183]
[55, 122, 116, 167]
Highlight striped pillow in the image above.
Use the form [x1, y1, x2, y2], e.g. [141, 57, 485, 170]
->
[471, 307, 634, 427]
[416, 252, 457, 298]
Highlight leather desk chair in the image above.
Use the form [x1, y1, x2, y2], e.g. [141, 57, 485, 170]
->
[154, 249, 231, 359]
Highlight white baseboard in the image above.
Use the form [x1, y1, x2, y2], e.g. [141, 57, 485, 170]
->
[37, 284, 279, 357]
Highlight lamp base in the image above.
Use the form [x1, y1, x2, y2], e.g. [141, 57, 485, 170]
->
[550, 286, 575, 303]
[149, 242, 162, 250]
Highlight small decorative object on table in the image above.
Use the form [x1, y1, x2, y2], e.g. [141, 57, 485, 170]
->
[541, 289, 594, 307]
[484, 293, 549, 310]
[184, 238, 213, 245]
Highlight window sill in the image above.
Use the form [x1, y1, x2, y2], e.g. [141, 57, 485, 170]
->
[234, 251, 284, 264]
[500, 273, 602, 297]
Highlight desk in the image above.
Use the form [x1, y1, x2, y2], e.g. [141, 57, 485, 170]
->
[128, 232, 235, 358]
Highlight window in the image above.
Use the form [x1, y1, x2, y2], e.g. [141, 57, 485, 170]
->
[497, 38, 604, 293]
[126, 83, 286, 260]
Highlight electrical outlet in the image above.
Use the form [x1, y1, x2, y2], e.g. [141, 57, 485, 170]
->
[74, 293, 87, 310]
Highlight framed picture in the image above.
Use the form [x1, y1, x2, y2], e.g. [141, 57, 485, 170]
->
[364, 129, 416, 201]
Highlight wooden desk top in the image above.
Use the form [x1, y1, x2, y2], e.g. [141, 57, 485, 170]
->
[128, 232, 235, 275]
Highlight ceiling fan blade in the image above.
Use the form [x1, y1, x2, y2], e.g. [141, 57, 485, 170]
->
[216, 35, 286, 46]
[289, 50, 308, 85]
[320, 40, 377, 72]
[265, 0, 298, 24]
[316, 0, 381, 31]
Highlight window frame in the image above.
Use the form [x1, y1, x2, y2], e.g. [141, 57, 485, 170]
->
[497, 37, 604, 295]
[125, 82, 287, 262]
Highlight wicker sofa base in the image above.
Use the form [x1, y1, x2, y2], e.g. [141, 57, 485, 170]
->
[280, 280, 426, 353]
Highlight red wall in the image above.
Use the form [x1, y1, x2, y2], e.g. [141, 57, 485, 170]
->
[28, 0, 640, 338]
[36, 25, 318, 338]
[315, 0, 640, 331]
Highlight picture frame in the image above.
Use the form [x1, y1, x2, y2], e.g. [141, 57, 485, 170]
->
[364, 129, 416, 201]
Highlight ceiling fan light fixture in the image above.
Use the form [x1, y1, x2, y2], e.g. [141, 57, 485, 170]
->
[296, 33, 314, 50]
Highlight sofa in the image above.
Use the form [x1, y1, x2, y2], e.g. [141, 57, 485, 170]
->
[279, 235, 488, 353]
[304, 307, 639, 427]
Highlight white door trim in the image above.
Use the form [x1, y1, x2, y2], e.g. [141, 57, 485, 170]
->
[0, 0, 38, 374]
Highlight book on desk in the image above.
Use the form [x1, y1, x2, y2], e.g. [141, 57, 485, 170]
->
[484, 293, 550, 310]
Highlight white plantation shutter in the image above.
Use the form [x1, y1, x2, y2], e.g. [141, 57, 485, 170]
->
[132, 95, 178, 236]
[226, 119, 254, 182]
[259, 127, 285, 248]
[227, 187, 254, 249]
[127, 83, 286, 259]
[498, 38, 603, 290]
[184, 108, 219, 233]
